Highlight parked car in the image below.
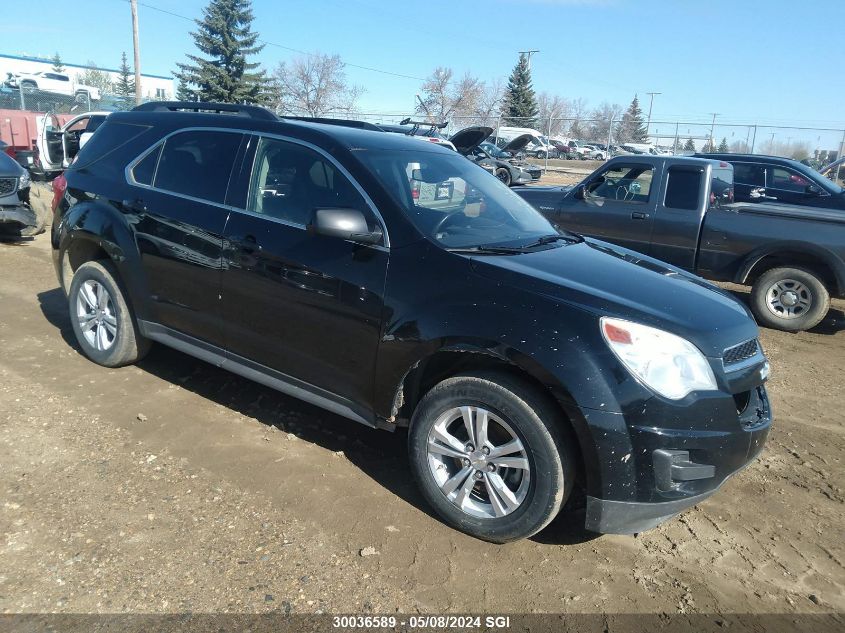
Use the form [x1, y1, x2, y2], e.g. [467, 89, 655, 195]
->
[699, 153, 845, 210]
[53, 101, 771, 542]
[34, 111, 111, 177]
[0, 150, 38, 237]
[451, 128, 541, 186]
[5, 71, 101, 101]
[515, 155, 845, 331]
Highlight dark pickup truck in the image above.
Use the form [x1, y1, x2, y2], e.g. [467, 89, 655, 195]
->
[515, 156, 845, 332]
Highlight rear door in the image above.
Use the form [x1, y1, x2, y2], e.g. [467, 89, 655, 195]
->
[731, 162, 766, 202]
[126, 128, 246, 347]
[648, 165, 707, 270]
[557, 161, 658, 253]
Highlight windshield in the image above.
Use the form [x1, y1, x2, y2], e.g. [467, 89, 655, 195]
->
[355, 148, 556, 249]
[794, 160, 843, 195]
[480, 142, 508, 158]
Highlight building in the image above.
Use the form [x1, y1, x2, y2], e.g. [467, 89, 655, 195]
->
[0, 53, 174, 100]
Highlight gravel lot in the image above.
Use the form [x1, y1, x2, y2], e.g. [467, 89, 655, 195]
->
[1, 184, 843, 617]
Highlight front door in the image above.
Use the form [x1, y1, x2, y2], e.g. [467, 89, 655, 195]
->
[127, 129, 245, 347]
[558, 162, 657, 254]
[220, 135, 388, 413]
[37, 114, 64, 171]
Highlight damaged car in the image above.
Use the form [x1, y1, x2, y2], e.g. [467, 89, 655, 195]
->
[0, 151, 39, 238]
[451, 127, 541, 186]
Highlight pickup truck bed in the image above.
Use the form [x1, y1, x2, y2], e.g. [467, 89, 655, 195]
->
[515, 156, 845, 331]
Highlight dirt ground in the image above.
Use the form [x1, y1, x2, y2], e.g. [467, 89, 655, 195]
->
[1, 184, 844, 616]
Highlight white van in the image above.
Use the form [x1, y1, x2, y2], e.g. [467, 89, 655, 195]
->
[493, 126, 555, 158]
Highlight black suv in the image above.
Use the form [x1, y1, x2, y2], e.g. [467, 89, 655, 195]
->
[52, 102, 772, 543]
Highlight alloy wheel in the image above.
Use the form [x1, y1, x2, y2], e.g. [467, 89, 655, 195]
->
[76, 280, 118, 351]
[426, 406, 531, 519]
[765, 278, 812, 319]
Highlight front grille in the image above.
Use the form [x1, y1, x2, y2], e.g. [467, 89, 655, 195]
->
[723, 338, 759, 365]
[0, 178, 17, 196]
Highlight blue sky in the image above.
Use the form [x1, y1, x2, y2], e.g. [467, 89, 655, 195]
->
[5, 0, 844, 134]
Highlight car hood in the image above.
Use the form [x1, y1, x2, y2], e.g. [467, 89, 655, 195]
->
[451, 126, 494, 156]
[469, 239, 758, 357]
[500, 134, 534, 154]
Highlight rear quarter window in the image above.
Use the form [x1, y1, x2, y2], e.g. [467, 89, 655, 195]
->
[71, 121, 151, 170]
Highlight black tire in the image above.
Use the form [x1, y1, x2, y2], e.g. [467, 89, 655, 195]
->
[408, 371, 575, 543]
[68, 260, 150, 367]
[750, 266, 830, 332]
[495, 167, 512, 186]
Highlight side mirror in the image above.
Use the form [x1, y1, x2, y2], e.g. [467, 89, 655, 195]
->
[573, 184, 586, 200]
[805, 184, 822, 196]
[310, 208, 383, 245]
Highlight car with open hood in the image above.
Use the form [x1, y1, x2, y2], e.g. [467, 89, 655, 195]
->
[0, 150, 38, 238]
[451, 127, 541, 186]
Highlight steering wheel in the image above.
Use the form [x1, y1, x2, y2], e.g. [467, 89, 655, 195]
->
[432, 208, 468, 237]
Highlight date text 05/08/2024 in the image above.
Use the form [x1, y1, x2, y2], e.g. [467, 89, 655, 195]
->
[332, 615, 512, 629]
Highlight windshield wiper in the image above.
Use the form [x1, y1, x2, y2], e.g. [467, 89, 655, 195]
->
[520, 233, 584, 248]
[446, 245, 526, 255]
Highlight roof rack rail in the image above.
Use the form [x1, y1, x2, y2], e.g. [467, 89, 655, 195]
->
[132, 101, 279, 121]
[284, 116, 383, 132]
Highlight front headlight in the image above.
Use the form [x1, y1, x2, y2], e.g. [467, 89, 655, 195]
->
[19, 171, 30, 189]
[600, 317, 717, 400]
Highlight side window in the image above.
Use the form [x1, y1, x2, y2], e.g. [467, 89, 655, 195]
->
[247, 137, 371, 227]
[664, 168, 702, 210]
[586, 164, 653, 203]
[769, 166, 810, 193]
[154, 130, 243, 204]
[132, 145, 161, 186]
[732, 163, 765, 187]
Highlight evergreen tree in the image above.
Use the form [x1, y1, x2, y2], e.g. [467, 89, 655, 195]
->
[51, 53, 65, 74]
[176, 77, 197, 101]
[701, 138, 714, 153]
[175, 0, 268, 104]
[115, 52, 136, 100]
[683, 138, 696, 152]
[502, 53, 538, 128]
[616, 95, 648, 143]
[717, 137, 730, 152]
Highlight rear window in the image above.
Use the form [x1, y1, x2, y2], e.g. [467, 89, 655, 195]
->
[70, 120, 151, 170]
[665, 168, 702, 210]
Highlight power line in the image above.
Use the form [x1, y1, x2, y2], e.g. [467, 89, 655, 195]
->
[114, 0, 426, 81]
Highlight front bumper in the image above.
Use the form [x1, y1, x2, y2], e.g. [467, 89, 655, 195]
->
[0, 203, 37, 230]
[580, 382, 771, 534]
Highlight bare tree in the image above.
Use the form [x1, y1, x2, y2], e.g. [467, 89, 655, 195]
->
[567, 97, 589, 139]
[471, 78, 504, 127]
[536, 92, 571, 136]
[588, 102, 623, 142]
[273, 53, 363, 117]
[417, 67, 484, 122]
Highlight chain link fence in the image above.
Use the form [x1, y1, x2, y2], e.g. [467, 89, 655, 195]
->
[0, 83, 151, 115]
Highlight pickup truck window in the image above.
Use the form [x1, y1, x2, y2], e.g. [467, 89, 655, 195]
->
[586, 165, 653, 204]
[665, 168, 701, 210]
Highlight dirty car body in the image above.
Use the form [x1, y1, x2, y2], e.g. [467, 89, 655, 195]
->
[51, 102, 771, 540]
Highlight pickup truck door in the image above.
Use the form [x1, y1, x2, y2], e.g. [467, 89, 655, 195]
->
[37, 114, 64, 171]
[648, 165, 707, 271]
[557, 161, 657, 254]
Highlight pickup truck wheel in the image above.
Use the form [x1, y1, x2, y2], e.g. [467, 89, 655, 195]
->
[68, 260, 150, 367]
[408, 372, 574, 543]
[750, 267, 830, 332]
[495, 168, 512, 186]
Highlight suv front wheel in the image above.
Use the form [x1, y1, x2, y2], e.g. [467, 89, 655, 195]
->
[408, 372, 574, 543]
[68, 260, 150, 367]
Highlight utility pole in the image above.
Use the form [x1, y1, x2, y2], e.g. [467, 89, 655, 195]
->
[645, 92, 661, 144]
[708, 113, 719, 151]
[517, 50, 540, 70]
[130, 0, 142, 105]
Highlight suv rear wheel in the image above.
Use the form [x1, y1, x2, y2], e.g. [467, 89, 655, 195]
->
[408, 372, 574, 543]
[68, 260, 150, 367]
[750, 266, 830, 332]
